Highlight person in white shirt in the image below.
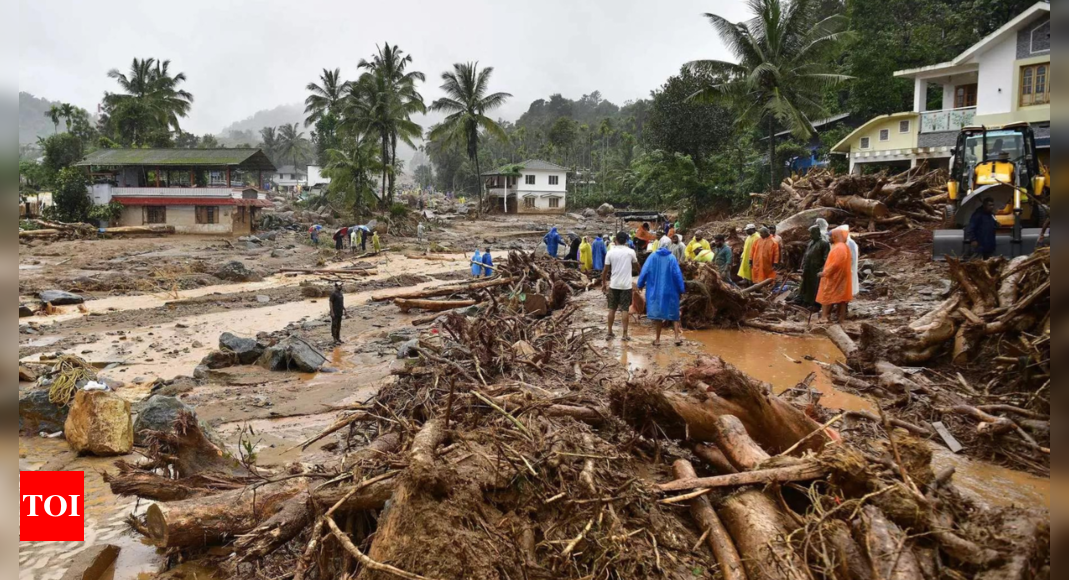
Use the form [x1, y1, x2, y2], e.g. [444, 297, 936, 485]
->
[601, 232, 640, 341]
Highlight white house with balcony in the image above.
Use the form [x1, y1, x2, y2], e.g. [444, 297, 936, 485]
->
[75, 148, 276, 235]
[483, 160, 568, 214]
[833, 2, 1049, 174]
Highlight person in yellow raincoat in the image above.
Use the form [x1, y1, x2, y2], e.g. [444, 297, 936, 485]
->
[579, 237, 594, 272]
[737, 224, 759, 282]
[685, 234, 711, 261]
[372, 231, 382, 253]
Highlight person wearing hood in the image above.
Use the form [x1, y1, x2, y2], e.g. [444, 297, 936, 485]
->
[638, 242, 686, 347]
[333, 227, 348, 251]
[417, 222, 425, 244]
[372, 231, 382, 254]
[592, 235, 607, 272]
[481, 247, 494, 278]
[565, 233, 582, 262]
[835, 225, 860, 299]
[738, 225, 760, 282]
[751, 227, 781, 283]
[815, 218, 830, 243]
[818, 227, 854, 323]
[544, 227, 563, 258]
[579, 237, 594, 272]
[668, 235, 686, 263]
[471, 248, 484, 278]
[797, 225, 831, 308]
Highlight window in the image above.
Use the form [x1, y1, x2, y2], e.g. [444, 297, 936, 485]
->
[146, 207, 166, 225]
[548, 175, 560, 186]
[955, 84, 978, 108]
[523, 197, 536, 209]
[879, 129, 890, 141]
[899, 120, 911, 134]
[860, 137, 871, 149]
[525, 175, 536, 185]
[1020, 64, 1050, 107]
[195, 206, 218, 225]
[548, 197, 560, 209]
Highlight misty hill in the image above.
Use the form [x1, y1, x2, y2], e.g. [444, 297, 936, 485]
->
[218, 103, 306, 138]
[20, 92, 66, 144]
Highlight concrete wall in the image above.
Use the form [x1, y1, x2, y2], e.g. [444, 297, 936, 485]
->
[516, 194, 566, 214]
[850, 116, 918, 153]
[118, 205, 236, 234]
[976, 35, 1018, 117]
[517, 170, 567, 195]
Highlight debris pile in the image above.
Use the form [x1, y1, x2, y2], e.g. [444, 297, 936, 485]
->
[19, 218, 176, 241]
[678, 262, 775, 330]
[106, 307, 1048, 580]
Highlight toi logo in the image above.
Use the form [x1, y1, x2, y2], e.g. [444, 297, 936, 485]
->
[20, 471, 85, 542]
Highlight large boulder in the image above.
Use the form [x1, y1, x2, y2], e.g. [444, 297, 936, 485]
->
[19, 389, 69, 435]
[213, 261, 263, 283]
[581, 208, 597, 218]
[219, 332, 264, 365]
[19, 304, 34, 318]
[38, 290, 85, 306]
[258, 336, 327, 373]
[132, 395, 223, 447]
[199, 350, 240, 370]
[65, 390, 134, 456]
[596, 203, 616, 217]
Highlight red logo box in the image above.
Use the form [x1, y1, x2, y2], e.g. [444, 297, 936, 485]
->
[20, 471, 85, 542]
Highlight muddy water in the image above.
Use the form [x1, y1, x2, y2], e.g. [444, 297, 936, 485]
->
[930, 447, 1050, 509]
[19, 439, 162, 580]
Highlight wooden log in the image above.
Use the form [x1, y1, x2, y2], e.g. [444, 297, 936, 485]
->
[144, 482, 304, 548]
[856, 506, 925, 580]
[719, 491, 809, 580]
[672, 460, 747, 580]
[836, 196, 890, 218]
[343, 433, 403, 475]
[104, 469, 243, 502]
[373, 277, 515, 302]
[59, 544, 120, 580]
[657, 463, 827, 493]
[19, 229, 65, 239]
[821, 520, 875, 580]
[394, 298, 477, 313]
[924, 192, 949, 205]
[100, 225, 176, 235]
[692, 444, 739, 475]
[713, 415, 772, 471]
[825, 325, 859, 360]
[234, 491, 313, 562]
[403, 253, 458, 262]
[279, 268, 377, 277]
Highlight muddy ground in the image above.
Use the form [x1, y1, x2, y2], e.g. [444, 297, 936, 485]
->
[17, 213, 1050, 580]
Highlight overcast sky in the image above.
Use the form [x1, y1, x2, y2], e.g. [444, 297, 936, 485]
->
[19, 0, 750, 135]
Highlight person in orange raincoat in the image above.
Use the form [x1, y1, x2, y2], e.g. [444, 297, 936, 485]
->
[750, 227, 781, 283]
[818, 227, 854, 323]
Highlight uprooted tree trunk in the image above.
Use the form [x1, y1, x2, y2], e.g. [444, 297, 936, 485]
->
[612, 356, 830, 455]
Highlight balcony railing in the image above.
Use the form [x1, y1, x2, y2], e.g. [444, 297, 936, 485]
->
[488, 186, 518, 197]
[920, 107, 976, 134]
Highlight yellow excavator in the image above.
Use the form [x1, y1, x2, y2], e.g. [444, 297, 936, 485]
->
[934, 123, 1050, 260]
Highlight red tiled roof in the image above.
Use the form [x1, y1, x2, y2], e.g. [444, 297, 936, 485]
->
[113, 196, 273, 208]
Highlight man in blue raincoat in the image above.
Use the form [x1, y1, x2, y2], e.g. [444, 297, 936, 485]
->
[544, 227, 563, 258]
[471, 249, 483, 278]
[637, 244, 686, 347]
[592, 235, 607, 273]
[481, 247, 494, 278]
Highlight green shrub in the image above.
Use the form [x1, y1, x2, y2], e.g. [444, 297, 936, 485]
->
[390, 203, 409, 219]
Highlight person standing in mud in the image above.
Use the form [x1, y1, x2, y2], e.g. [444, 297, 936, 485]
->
[603, 232, 639, 341]
[330, 282, 345, 345]
[797, 225, 830, 308]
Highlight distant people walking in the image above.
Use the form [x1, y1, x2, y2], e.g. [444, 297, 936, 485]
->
[372, 231, 382, 254]
[579, 237, 594, 272]
[481, 247, 494, 278]
[333, 227, 347, 251]
[602, 232, 639, 341]
[417, 222, 425, 244]
[471, 249, 484, 278]
[309, 224, 322, 245]
[544, 227, 563, 258]
[638, 243, 686, 347]
[818, 227, 854, 323]
[330, 282, 345, 345]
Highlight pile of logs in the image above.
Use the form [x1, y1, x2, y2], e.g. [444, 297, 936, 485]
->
[823, 248, 1050, 471]
[19, 219, 176, 240]
[679, 262, 776, 330]
[107, 304, 1049, 580]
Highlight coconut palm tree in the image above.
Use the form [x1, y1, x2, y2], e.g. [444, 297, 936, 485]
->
[44, 106, 62, 134]
[688, 0, 850, 189]
[59, 104, 77, 132]
[428, 62, 511, 216]
[304, 68, 348, 127]
[352, 44, 426, 204]
[104, 57, 194, 144]
[278, 123, 311, 168]
[259, 127, 280, 164]
[323, 135, 383, 219]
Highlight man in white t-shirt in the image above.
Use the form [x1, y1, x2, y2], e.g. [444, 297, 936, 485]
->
[601, 232, 639, 341]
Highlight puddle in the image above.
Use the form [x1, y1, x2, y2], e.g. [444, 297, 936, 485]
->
[19, 439, 162, 580]
[931, 446, 1050, 509]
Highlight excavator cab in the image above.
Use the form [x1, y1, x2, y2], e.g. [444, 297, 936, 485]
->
[934, 124, 1048, 260]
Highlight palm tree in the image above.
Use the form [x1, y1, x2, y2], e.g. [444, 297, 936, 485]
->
[352, 44, 426, 204]
[44, 106, 62, 135]
[59, 104, 77, 132]
[304, 68, 348, 127]
[428, 62, 511, 216]
[323, 135, 383, 219]
[278, 123, 311, 168]
[105, 57, 194, 144]
[688, 0, 850, 189]
[259, 127, 280, 163]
